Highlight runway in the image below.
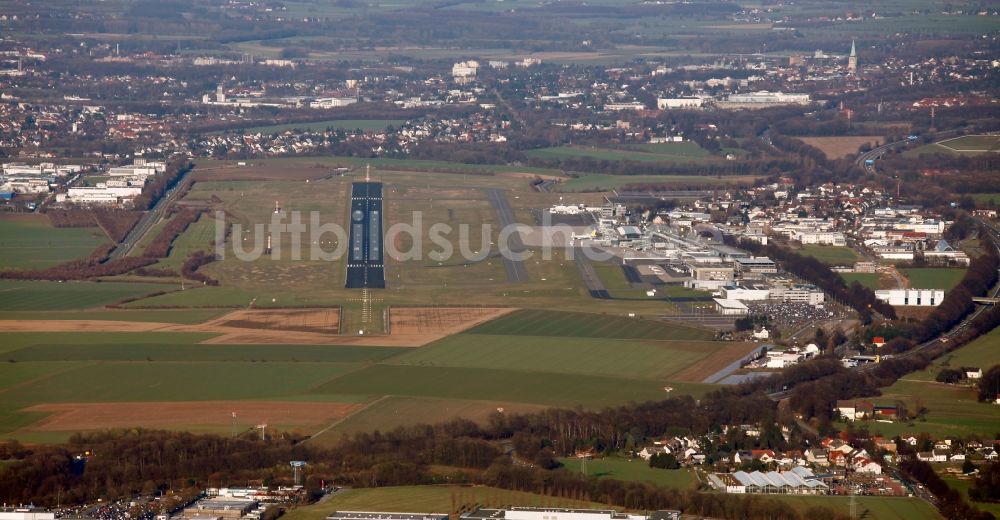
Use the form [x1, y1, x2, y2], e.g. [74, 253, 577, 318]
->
[484, 188, 528, 284]
[345, 182, 385, 289]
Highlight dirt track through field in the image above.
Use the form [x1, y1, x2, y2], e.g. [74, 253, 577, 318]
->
[21, 401, 359, 431]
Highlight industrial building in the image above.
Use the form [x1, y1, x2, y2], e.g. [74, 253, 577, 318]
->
[326, 513, 447, 520]
[462, 508, 679, 520]
[714, 298, 749, 316]
[875, 289, 944, 307]
[0, 508, 55, 520]
[720, 91, 811, 107]
[656, 97, 704, 109]
[183, 498, 257, 520]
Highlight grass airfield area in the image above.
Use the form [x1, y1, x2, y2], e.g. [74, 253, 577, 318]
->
[0, 158, 742, 443]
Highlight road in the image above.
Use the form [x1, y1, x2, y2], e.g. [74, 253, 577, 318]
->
[108, 167, 193, 259]
[484, 188, 529, 284]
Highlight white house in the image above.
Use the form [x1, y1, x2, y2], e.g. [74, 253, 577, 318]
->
[638, 446, 670, 460]
[853, 460, 882, 474]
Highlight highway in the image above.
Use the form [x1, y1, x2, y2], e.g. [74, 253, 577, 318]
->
[485, 188, 529, 284]
[108, 167, 192, 259]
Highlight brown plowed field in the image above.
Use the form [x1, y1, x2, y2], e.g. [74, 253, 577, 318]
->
[670, 341, 762, 382]
[0, 307, 514, 347]
[214, 308, 341, 334]
[22, 401, 359, 431]
[388, 307, 515, 335]
[798, 136, 882, 159]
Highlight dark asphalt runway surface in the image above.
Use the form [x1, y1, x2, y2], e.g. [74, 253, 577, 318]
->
[484, 188, 528, 284]
[346, 182, 385, 289]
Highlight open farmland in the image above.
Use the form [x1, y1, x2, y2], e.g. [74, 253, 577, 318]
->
[797, 136, 882, 158]
[22, 401, 359, 433]
[0, 280, 173, 311]
[466, 309, 714, 340]
[0, 216, 107, 269]
[854, 378, 1000, 439]
[310, 395, 548, 443]
[526, 143, 712, 163]
[388, 333, 747, 382]
[387, 307, 515, 334]
[936, 134, 1000, 153]
[902, 325, 1000, 382]
[308, 364, 707, 407]
[557, 173, 759, 192]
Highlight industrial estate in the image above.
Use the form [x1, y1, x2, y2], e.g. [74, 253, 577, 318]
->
[0, 0, 999, 519]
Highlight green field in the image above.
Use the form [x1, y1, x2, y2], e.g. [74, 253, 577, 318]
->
[972, 193, 1000, 206]
[941, 475, 1000, 518]
[903, 268, 966, 290]
[465, 309, 714, 340]
[798, 245, 862, 265]
[557, 457, 693, 489]
[3, 342, 405, 363]
[526, 143, 711, 164]
[906, 325, 1000, 382]
[840, 272, 880, 290]
[558, 173, 755, 192]
[311, 395, 548, 443]
[769, 495, 940, 520]
[0, 308, 227, 324]
[388, 334, 724, 381]
[283, 486, 605, 520]
[226, 119, 407, 135]
[0, 280, 174, 311]
[309, 364, 704, 408]
[0, 218, 107, 269]
[856, 378, 1000, 439]
[1, 361, 361, 404]
[937, 135, 1000, 153]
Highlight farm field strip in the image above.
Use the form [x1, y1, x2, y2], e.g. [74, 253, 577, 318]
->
[465, 309, 714, 340]
[0, 217, 108, 269]
[308, 395, 548, 444]
[308, 364, 710, 408]
[387, 333, 733, 381]
[0, 280, 170, 311]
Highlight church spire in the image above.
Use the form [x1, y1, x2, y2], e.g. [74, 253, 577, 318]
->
[848, 39, 858, 74]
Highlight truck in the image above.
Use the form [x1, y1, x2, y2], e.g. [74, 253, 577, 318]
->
[865, 159, 875, 166]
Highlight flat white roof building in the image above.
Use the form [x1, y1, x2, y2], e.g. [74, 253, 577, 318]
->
[875, 289, 944, 307]
[0, 508, 55, 520]
[714, 298, 749, 315]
